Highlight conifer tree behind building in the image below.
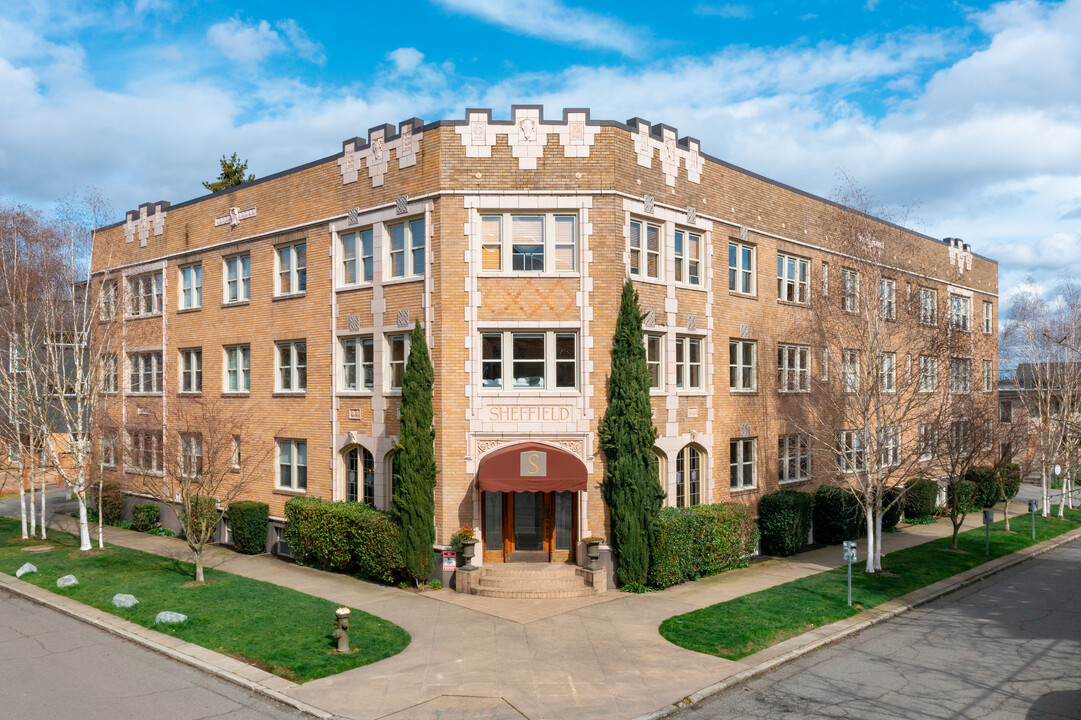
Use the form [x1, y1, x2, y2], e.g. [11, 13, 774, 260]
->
[202, 153, 255, 192]
[392, 321, 437, 585]
[599, 280, 663, 586]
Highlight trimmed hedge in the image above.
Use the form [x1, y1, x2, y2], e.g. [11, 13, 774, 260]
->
[90, 481, 124, 525]
[882, 487, 904, 530]
[904, 478, 939, 520]
[284, 497, 402, 584]
[131, 503, 160, 532]
[228, 501, 269, 555]
[649, 503, 758, 589]
[758, 490, 814, 557]
[967, 466, 999, 509]
[947, 479, 977, 513]
[812, 486, 862, 545]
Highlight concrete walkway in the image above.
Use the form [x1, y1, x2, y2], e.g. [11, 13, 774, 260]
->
[0, 494, 1052, 720]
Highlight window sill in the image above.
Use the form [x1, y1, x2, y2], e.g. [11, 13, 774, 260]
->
[222, 300, 250, 309]
[273, 488, 307, 497]
[728, 291, 757, 300]
[127, 392, 162, 397]
[776, 299, 810, 308]
[381, 275, 424, 288]
[221, 391, 250, 398]
[778, 478, 811, 486]
[777, 390, 811, 395]
[336, 283, 373, 295]
[177, 391, 203, 397]
[479, 271, 581, 280]
[674, 282, 706, 292]
[273, 292, 306, 302]
[729, 389, 759, 396]
[338, 390, 374, 396]
[177, 307, 202, 314]
[127, 313, 163, 320]
[629, 275, 665, 287]
[272, 392, 307, 398]
[729, 486, 758, 495]
[478, 388, 581, 395]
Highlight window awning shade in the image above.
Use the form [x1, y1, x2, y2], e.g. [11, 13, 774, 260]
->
[476, 442, 587, 493]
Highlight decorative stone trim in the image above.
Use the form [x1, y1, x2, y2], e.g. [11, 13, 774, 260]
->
[947, 237, 973, 276]
[627, 118, 704, 186]
[338, 118, 423, 188]
[454, 107, 599, 170]
[123, 202, 169, 247]
[214, 206, 256, 228]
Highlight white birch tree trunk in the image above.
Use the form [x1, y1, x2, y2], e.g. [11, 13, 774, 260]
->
[38, 464, 46, 539]
[1041, 467, 1049, 517]
[27, 461, 36, 538]
[97, 473, 104, 549]
[18, 466, 28, 539]
[874, 509, 883, 571]
[864, 506, 875, 573]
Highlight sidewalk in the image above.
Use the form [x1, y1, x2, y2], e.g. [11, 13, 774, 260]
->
[1, 496, 1065, 720]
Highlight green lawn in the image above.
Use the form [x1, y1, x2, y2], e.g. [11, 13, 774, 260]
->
[1, 518, 410, 682]
[660, 509, 1081, 660]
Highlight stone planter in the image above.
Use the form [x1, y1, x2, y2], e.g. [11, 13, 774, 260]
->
[585, 540, 602, 571]
[460, 539, 478, 570]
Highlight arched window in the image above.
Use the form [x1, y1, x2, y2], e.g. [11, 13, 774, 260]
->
[676, 446, 702, 507]
[345, 447, 376, 506]
[652, 449, 667, 503]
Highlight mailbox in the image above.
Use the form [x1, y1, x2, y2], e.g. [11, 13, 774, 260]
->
[983, 509, 995, 526]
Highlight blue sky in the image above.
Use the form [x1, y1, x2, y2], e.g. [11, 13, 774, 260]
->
[2, 0, 1080, 302]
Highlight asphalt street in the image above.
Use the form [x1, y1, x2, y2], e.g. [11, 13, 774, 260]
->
[0, 588, 312, 720]
[674, 537, 1081, 720]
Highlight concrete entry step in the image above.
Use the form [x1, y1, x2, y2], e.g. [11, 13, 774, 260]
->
[471, 562, 597, 599]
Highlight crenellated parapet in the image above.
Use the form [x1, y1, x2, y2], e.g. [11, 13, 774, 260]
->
[123, 201, 169, 246]
[338, 117, 424, 187]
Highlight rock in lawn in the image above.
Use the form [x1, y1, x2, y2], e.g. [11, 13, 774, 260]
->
[15, 563, 37, 578]
[112, 593, 139, 608]
[154, 611, 187, 624]
[56, 574, 78, 588]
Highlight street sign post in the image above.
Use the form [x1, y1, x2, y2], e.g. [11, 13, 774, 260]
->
[983, 509, 995, 555]
[842, 540, 857, 606]
[1028, 499, 1039, 540]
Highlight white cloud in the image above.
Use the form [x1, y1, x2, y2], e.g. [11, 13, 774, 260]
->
[389, 47, 425, 76]
[694, 4, 753, 19]
[207, 18, 283, 64]
[433, 0, 646, 54]
[276, 18, 325, 65]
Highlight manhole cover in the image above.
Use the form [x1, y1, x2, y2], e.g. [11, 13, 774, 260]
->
[23, 545, 55, 553]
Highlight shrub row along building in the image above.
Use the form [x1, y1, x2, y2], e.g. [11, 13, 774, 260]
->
[91, 107, 998, 581]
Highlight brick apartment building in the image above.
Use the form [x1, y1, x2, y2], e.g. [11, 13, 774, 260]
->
[90, 106, 998, 570]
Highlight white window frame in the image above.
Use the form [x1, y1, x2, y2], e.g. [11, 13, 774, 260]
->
[180, 432, 203, 477]
[729, 437, 757, 490]
[950, 357, 972, 394]
[675, 445, 702, 507]
[729, 339, 757, 392]
[127, 272, 163, 317]
[919, 287, 938, 326]
[341, 336, 374, 391]
[101, 429, 118, 468]
[179, 348, 202, 393]
[103, 354, 118, 394]
[728, 241, 756, 295]
[777, 253, 810, 304]
[387, 217, 426, 279]
[983, 360, 994, 392]
[646, 334, 664, 390]
[100, 280, 118, 320]
[340, 228, 374, 286]
[918, 423, 936, 461]
[1000, 399, 1013, 424]
[674, 228, 701, 286]
[276, 340, 307, 392]
[224, 345, 250, 393]
[983, 301, 994, 334]
[275, 241, 307, 296]
[675, 335, 703, 391]
[179, 263, 202, 310]
[821, 262, 829, 297]
[841, 268, 860, 313]
[778, 434, 811, 484]
[223, 254, 250, 303]
[481, 213, 577, 274]
[880, 352, 896, 393]
[128, 428, 163, 474]
[277, 439, 307, 491]
[387, 333, 411, 391]
[231, 435, 242, 470]
[821, 348, 829, 381]
[629, 218, 661, 279]
[842, 349, 860, 393]
[880, 278, 896, 320]
[878, 426, 900, 467]
[777, 343, 810, 393]
[128, 351, 163, 394]
[837, 430, 865, 473]
[478, 331, 578, 392]
[919, 355, 938, 392]
[949, 294, 971, 331]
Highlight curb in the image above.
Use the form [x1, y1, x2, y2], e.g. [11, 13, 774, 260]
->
[0, 572, 339, 720]
[634, 525, 1081, 720]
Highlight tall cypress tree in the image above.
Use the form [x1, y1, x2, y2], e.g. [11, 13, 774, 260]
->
[599, 281, 663, 586]
[392, 321, 436, 585]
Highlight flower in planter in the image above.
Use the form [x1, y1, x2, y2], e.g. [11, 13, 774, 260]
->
[449, 525, 477, 547]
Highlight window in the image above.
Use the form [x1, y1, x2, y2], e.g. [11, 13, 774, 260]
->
[778, 434, 811, 483]
[821, 262, 829, 297]
[777, 344, 810, 392]
[179, 264, 202, 309]
[128, 351, 163, 393]
[341, 229, 373, 285]
[983, 301, 994, 334]
[983, 360, 993, 392]
[675, 446, 701, 507]
[841, 269, 859, 313]
[949, 294, 971, 331]
[842, 349, 860, 393]
[128, 429, 163, 473]
[837, 430, 865, 472]
[482, 213, 577, 273]
[918, 423, 936, 461]
[179, 348, 202, 393]
[231, 436, 241, 470]
[630, 219, 660, 279]
[983, 419, 994, 451]
[479, 331, 577, 391]
[730, 438, 756, 490]
[951, 419, 972, 450]
[388, 218, 425, 278]
[103, 354, 118, 394]
[180, 433, 203, 476]
[276, 241, 307, 295]
[128, 272, 163, 316]
[276, 341, 307, 392]
[387, 333, 411, 390]
[918, 355, 938, 392]
[1000, 399, 1013, 423]
[878, 426, 899, 466]
[880, 352, 896, 392]
[341, 336, 374, 390]
[345, 446, 375, 505]
[674, 229, 701, 285]
[729, 340, 757, 391]
[919, 287, 938, 326]
[100, 280, 118, 320]
[950, 357, 972, 393]
[646, 334, 664, 389]
[879, 278, 895, 320]
[224, 345, 250, 392]
[729, 241, 755, 295]
[777, 254, 809, 304]
[277, 439, 307, 491]
[821, 348, 829, 381]
[101, 429, 118, 468]
[224, 254, 250, 303]
[676, 336, 703, 390]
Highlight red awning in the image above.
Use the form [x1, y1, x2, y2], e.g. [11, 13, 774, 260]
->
[476, 442, 587, 493]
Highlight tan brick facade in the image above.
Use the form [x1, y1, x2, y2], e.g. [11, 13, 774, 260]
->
[91, 107, 998, 562]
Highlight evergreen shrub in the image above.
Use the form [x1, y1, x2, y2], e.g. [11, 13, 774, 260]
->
[228, 501, 269, 554]
[882, 487, 904, 530]
[904, 478, 939, 520]
[131, 502, 160, 532]
[812, 486, 862, 544]
[966, 466, 999, 509]
[947, 479, 978, 514]
[284, 497, 402, 584]
[90, 481, 124, 525]
[757, 490, 813, 557]
[648, 503, 757, 589]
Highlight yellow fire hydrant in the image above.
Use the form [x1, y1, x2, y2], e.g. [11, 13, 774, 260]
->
[332, 606, 352, 654]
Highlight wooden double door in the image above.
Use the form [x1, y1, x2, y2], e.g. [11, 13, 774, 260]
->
[482, 490, 576, 563]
